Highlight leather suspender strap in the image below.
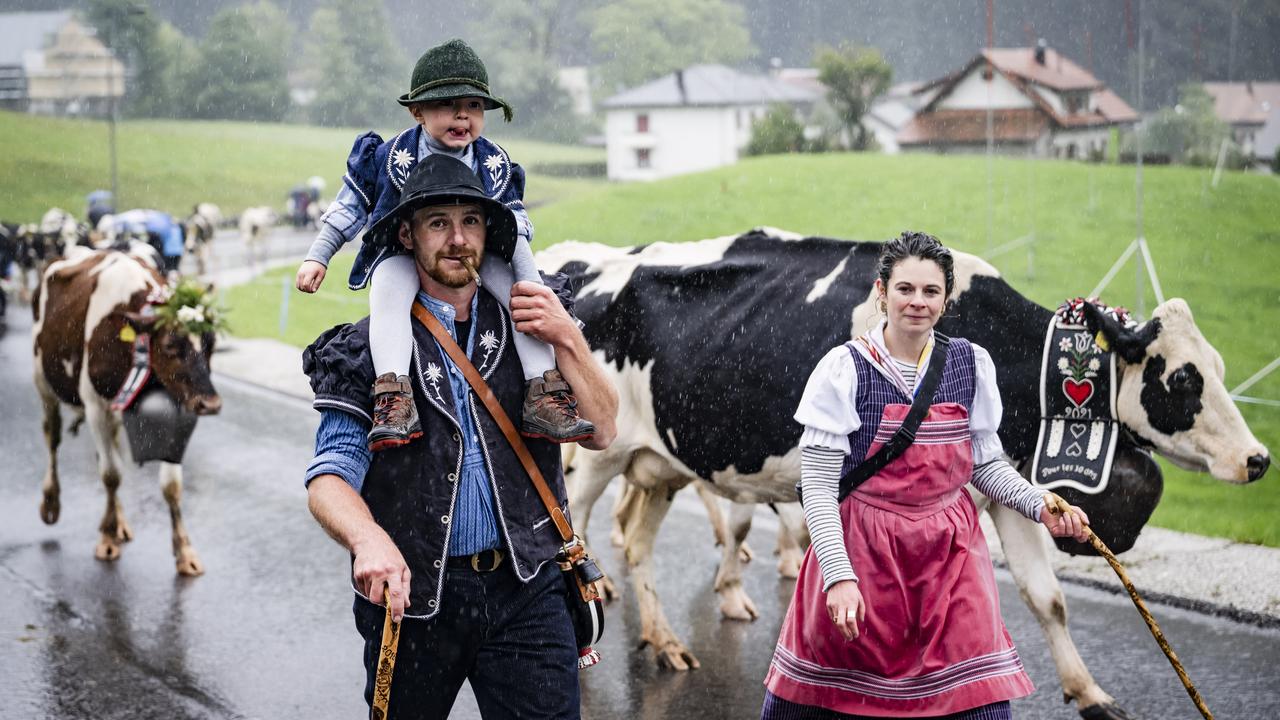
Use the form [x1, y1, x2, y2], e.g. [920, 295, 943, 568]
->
[836, 333, 952, 502]
[411, 303, 576, 544]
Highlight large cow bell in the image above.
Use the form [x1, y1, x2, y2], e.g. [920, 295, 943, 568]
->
[1050, 444, 1163, 556]
[122, 383, 199, 464]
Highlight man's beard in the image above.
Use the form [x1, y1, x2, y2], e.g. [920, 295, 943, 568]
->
[418, 251, 479, 288]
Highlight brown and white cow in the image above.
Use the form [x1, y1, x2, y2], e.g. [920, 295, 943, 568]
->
[33, 244, 222, 576]
[238, 206, 277, 271]
[538, 229, 1269, 720]
[184, 203, 222, 275]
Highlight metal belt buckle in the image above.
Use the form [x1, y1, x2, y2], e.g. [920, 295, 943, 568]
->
[471, 549, 503, 572]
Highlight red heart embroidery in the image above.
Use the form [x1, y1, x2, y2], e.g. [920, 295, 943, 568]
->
[1063, 378, 1094, 408]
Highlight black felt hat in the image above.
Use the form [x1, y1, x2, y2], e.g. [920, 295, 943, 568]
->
[398, 38, 514, 122]
[365, 154, 517, 260]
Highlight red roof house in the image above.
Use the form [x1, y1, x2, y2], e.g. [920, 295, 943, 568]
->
[899, 44, 1138, 158]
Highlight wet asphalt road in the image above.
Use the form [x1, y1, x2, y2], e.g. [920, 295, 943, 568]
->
[1, 240, 1279, 719]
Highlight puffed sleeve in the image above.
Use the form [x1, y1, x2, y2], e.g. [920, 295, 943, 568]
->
[539, 270, 577, 318]
[341, 131, 383, 213]
[969, 343, 1007, 465]
[301, 319, 375, 424]
[793, 345, 860, 454]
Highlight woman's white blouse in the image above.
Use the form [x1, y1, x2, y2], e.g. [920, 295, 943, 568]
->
[794, 341, 1008, 466]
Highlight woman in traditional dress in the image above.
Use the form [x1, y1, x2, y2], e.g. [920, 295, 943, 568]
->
[761, 232, 1090, 720]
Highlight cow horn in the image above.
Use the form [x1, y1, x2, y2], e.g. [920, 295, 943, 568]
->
[1081, 302, 1159, 364]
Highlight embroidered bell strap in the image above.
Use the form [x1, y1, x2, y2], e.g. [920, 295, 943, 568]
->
[1030, 300, 1121, 494]
[110, 332, 152, 412]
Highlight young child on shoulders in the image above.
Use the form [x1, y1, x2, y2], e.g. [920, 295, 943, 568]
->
[296, 38, 592, 451]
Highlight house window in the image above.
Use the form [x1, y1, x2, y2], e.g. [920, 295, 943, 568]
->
[636, 148, 651, 169]
[636, 113, 649, 133]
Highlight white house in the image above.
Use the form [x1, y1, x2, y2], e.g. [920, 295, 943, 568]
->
[0, 11, 125, 117]
[601, 64, 820, 181]
[899, 44, 1137, 159]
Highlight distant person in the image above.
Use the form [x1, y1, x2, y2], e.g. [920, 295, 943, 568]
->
[760, 232, 1091, 720]
[294, 38, 592, 453]
[110, 209, 184, 275]
[86, 190, 114, 228]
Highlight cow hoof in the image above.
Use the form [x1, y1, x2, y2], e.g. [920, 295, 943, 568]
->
[776, 552, 802, 579]
[175, 548, 204, 577]
[39, 498, 60, 525]
[1079, 702, 1137, 720]
[719, 587, 759, 621]
[738, 542, 755, 564]
[94, 539, 122, 562]
[650, 641, 700, 671]
[115, 519, 134, 543]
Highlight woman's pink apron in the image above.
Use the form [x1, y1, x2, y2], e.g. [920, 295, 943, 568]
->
[765, 402, 1034, 717]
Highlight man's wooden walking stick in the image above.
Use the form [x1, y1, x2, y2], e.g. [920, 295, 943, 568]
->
[371, 582, 401, 720]
[1045, 494, 1214, 720]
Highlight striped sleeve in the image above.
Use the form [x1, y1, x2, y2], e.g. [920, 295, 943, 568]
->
[800, 444, 858, 590]
[971, 459, 1046, 521]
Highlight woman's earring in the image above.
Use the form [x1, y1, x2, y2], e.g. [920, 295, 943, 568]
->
[878, 298, 887, 315]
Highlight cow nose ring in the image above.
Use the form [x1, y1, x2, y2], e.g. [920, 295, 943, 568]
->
[1246, 454, 1270, 482]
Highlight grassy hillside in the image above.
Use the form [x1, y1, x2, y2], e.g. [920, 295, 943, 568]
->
[0, 110, 604, 221]
[227, 152, 1280, 546]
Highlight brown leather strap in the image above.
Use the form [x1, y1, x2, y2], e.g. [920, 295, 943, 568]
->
[411, 303, 575, 543]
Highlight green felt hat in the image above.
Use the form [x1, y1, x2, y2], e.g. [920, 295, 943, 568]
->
[397, 38, 514, 122]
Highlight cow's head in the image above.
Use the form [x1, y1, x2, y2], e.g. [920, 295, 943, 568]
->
[123, 281, 223, 416]
[1085, 300, 1269, 483]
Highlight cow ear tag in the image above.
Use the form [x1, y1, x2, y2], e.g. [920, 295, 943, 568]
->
[119, 325, 137, 343]
[1094, 332, 1110, 352]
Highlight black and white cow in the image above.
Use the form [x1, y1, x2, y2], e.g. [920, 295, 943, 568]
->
[537, 228, 1269, 719]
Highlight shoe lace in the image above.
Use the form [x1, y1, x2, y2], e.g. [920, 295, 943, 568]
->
[373, 393, 411, 425]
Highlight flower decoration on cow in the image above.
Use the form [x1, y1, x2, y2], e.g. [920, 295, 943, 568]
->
[152, 280, 227, 336]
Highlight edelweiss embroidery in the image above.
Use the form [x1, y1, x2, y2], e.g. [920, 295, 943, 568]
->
[423, 362, 446, 404]
[483, 154, 504, 186]
[392, 149, 414, 171]
[477, 330, 499, 372]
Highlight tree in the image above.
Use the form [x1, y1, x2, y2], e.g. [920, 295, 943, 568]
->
[85, 0, 169, 117]
[745, 105, 806, 156]
[303, 0, 407, 128]
[1140, 84, 1229, 165]
[187, 2, 292, 122]
[814, 44, 892, 150]
[468, 0, 594, 142]
[591, 0, 753, 93]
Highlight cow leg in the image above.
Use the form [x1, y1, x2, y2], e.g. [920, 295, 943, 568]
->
[83, 396, 129, 561]
[990, 504, 1132, 719]
[564, 447, 630, 600]
[610, 483, 639, 547]
[160, 462, 204, 576]
[713, 501, 759, 621]
[772, 502, 807, 579]
[34, 371, 62, 525]
[622, 482, 700, 670]
[696, 481, 753, 563]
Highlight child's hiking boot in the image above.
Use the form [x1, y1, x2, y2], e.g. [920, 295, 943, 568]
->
[521, 369, 594, 443]
[368, 372, 422, 451]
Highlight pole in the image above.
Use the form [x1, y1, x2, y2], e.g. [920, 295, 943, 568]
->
[985, 0, 995, 254]
[108, 56, 119, 206]
[1134, 0, 1146, 317]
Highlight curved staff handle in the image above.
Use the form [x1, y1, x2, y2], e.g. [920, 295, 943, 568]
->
[370, 582, 401, 720]
[1045, 494, 1214, 720]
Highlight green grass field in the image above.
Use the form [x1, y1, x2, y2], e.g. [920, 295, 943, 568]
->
[4, 108, 1276, 546]
[0, 110, 604, 220]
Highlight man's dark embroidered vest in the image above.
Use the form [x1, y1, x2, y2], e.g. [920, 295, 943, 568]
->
[842, 338, 976, 476]
[306, 290, 567, 621]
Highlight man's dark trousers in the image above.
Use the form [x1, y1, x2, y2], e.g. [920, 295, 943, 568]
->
[353, 559, 580, 719]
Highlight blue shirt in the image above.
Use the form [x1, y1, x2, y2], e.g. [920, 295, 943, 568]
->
[305, 289, 502, 555]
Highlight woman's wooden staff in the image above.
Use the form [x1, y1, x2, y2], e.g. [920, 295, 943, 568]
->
[1045, 494, 1214, 720]
[370, 582, 401, 720]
